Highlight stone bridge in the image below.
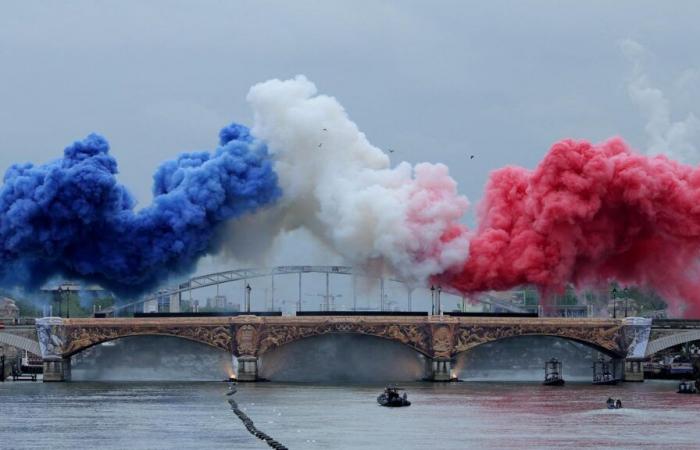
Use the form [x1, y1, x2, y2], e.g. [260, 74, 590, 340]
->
[35, 315, 652, 382]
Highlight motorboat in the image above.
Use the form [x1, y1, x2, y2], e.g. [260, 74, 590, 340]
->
[677, 380, 698, 394]
[606, 398, 623, 409]
[377, 385, 411, 407]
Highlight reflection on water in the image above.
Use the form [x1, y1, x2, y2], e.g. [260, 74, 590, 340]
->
[1, 380, 698, 450]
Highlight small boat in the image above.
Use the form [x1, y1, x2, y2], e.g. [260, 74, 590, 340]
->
[606, 398, 623, 409]
[677, 380, 698, 394]
[543, 358, 565, 386]
[377, 385, 411, 407]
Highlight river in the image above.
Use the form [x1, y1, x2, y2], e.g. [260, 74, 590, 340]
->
[1, 380, 698, 449]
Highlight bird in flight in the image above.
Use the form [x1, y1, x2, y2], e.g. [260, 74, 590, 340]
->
[470, 155, 475, 159]
[388, 149, 395, 153]
[318, 143, 323, 148]
[322, 128, 327, 131]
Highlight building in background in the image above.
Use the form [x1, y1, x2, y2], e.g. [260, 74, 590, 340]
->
[0, 297, 19, 324]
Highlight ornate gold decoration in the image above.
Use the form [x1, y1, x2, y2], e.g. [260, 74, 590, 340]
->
[255, 321, 433, 356]
[431, 325, 454, 357]
[453, 323, 626, 355]
[61, 323, 231, 356]
[53, 317, 628, 359]
[234, 324, 258, 356]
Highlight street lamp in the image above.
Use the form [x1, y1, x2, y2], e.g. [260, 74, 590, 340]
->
[245, 284, 252, 313]
[623, 287, 629, 317]
[437, 286, 442, 315]
[611, 287, 617, 319]
[57, 286, 70, 319]
[430, 285, 436, 315]
[57, 286, 64, 318]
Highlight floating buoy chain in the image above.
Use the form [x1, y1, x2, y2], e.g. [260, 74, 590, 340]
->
[228, 398, 289, 450]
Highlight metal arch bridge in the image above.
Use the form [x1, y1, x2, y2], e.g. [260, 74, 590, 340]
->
[109, 265, 527, 314]
[0, 332, 42, 356]
[645, 329, 700, 357]
[182, 265, 374, 294]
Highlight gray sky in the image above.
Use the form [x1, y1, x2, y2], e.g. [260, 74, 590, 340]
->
[2, 1, 699, 301]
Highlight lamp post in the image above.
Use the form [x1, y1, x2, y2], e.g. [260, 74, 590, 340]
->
[611, 287, 617, 319]
[57, 286, 65, 318]
[437, 286, 442, 315]
[623, 287, 629, 317]
[58, 286, 70, 319]
[245, 284, 252, 313]
[55, 287, 61, 317]
[430, 285, 436, 315]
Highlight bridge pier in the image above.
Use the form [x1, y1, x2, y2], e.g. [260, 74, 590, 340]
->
[623, 359, 644, 382]
[425, 357, 454, 381]
[236, 356, 258, 382]
[43, 357, 71, 382]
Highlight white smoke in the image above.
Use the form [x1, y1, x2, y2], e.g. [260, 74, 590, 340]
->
[226, 76, 469, 283]
[620, 38, 700, 163]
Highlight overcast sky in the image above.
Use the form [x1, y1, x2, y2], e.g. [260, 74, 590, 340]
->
[2, 1, 699, 298]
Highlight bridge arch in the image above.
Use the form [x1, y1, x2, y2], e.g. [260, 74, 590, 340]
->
[68, 334, 235, 382]
[452, 333, 622, 358]
[62, 326, 231, 357]
[255, 328, 433, 358]
[257, 332, 427, 382]
[451, 333, 622, 361]
[645, 330, 700, 357]
[250, 320, 435, 358]
[450, 322, 626, 359]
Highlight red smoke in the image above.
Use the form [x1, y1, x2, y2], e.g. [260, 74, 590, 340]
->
[441, 137, 700, 317]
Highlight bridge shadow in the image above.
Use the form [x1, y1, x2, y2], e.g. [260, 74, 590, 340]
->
[71, 335, 233, 381]
[258, 333, 425, 383]
[454, 335, 609, 382]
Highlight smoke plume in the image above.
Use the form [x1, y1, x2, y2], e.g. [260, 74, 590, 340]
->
[0, 123, 280, 294]
[228, 76, 470, 283]
[5, 75, 700, 318]
[439, 137, 700, 316]
[621, 38, 700, 163]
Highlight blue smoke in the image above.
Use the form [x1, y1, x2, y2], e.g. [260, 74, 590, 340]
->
[0, 123, 280, 295]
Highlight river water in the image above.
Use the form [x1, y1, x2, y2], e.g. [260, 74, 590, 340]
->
[1, 380, 699, 449]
